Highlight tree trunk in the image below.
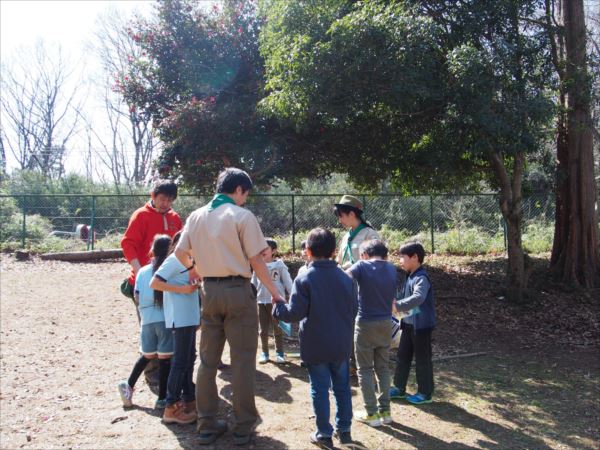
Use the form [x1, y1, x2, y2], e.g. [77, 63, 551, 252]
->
[490, 152, 527, 303]
[505, 209, 526, 302]
[550, 0, 600, 287]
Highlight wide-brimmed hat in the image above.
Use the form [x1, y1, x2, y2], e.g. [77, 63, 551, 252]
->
[334, 195, 363, 211]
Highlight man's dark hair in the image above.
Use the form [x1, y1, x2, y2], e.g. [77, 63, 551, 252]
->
[360, 239, 388, 259]
[399, 242, 425, 264]
[152, 179, 178, 199]
[266, 238, 277, 250]
[306, 228, 336, 258]
[216, 168, 253, 194]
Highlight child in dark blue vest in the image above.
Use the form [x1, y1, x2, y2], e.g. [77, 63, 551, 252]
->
[390, 242, 436, 405]
[273, 228, 358, 447]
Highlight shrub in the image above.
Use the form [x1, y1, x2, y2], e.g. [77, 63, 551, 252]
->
[522, 221, 554, 253]
[0, 213, 52, 244]
[0, 196, 19, 219]
[378, 224, 412, 252]
[434, 227, 504, 255]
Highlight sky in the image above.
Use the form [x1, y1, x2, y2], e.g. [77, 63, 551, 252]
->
[1, 1, 152, 55]
[0, 0, 155, 178]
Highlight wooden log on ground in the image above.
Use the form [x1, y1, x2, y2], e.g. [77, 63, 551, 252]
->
[40, 249, 123, 261]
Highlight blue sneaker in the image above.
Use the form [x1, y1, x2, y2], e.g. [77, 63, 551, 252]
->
[389, 386, 406, 399]
[406, 392, 432, 404]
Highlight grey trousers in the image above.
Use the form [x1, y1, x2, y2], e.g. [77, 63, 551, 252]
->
[258, 303, 283, 354]
[197, 278, 259, 435]
[354, 319, 392, 415]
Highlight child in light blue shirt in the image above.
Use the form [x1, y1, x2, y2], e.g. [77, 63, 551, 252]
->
[151, 232, 200, 424]
[154, 254, 201, 329]
[118, 235, 174, 410]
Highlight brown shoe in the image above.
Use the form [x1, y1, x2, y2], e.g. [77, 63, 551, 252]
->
[183, 400, 197, 416]
[163, 402, 196, 424]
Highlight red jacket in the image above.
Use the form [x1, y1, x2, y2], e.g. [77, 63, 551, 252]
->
[121, 202, 183, 284]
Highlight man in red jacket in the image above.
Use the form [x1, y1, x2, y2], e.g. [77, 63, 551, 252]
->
[121, 179, 183, 301]
[120, 180, 182, 391]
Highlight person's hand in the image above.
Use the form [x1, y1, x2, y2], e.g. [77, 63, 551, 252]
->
[189, 267, 201, 285]
[271, 295, 285, 305]
[181, 284, 198, 294]
[131, 259, 142, 276]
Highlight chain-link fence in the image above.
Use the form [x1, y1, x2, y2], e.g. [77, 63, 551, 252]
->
[0, 193, 556, 254]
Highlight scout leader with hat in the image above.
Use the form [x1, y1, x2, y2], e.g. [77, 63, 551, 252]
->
[334, 195, 380, 270]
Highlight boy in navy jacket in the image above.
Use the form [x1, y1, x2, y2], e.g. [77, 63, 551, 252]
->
[273, 228, 358, 447]
[391, 242, 436, 405]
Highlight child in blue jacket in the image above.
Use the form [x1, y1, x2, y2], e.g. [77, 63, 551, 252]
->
[391, 242, 436, 405]
[273, 228, 358, 447]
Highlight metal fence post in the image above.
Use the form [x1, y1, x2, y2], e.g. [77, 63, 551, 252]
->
[503, 219, 508, 251]
[429, 195, 435, 254]
[88, 195, 96, 251]
[291, 195, 296, 253]
[21, 195, 27, 248]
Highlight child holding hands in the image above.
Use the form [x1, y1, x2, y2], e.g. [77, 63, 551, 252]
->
[390, 242, 436, 405]
[251, 239, 293, 364]
[346, 239, 397, 426]
[273, 228, 357, 447]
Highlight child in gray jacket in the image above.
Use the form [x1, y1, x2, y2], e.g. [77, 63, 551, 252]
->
[251, 238, 293, 364]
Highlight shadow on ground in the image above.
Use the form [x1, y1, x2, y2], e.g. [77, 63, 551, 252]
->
[430, 354, 599, 449]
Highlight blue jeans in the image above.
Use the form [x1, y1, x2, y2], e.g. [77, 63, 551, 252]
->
[306, 360, 353, 438]
[166, 326, 196, 406]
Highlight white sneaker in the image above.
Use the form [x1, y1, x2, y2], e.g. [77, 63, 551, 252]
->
[117, 380, 133, 407]
[258, 353, 269, 364]
[380, 411, 393, 424]
[355, 411, 382, 427]
[274, 353, 286, 364]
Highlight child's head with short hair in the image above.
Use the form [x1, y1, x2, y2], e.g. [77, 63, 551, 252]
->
[300, 240, 309, 261]
[261, 238, 278, 262]
[359, 239, 389, 260]
[306, 228, 336, 260]
[399, 242, 425, 273]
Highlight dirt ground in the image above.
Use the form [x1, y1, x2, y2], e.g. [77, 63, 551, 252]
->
[1, 255, 598, 449]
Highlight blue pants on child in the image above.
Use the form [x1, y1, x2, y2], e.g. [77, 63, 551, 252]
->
[306, 360, 353, 438]
[166, 326, 196, 406]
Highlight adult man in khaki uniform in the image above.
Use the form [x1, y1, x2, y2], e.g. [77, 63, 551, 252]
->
[175, 168, 283, 446]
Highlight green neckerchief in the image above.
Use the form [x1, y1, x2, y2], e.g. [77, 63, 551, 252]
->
[208, 193, 236, 212]
[342, 222, 367, 265]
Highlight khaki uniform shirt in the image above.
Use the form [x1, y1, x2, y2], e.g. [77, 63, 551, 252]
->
[336, 226, 380, 269]
[176, 203, 268, 278]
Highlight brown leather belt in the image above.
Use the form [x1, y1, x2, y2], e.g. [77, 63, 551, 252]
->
[203, 276, 248, 282]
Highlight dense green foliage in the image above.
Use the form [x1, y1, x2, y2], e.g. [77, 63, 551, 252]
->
[259, 0, 554, 192]
[120, 0, 298, 189]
